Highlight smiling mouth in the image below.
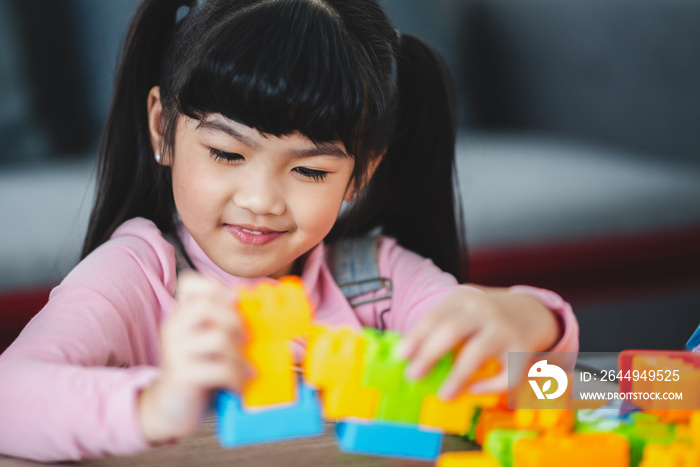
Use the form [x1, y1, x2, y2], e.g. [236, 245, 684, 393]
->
[240, 227, 267, 236]
[224, 224, 288, 246]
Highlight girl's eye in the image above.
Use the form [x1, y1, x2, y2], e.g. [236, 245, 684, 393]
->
[294, 167, 328, 182]
[210, 148, 244, 162]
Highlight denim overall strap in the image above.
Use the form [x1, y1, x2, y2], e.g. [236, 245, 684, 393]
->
[330, 235, 393, 310]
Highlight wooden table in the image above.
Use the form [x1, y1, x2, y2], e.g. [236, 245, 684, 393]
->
[0, 417, 477, 466]
[0, 367, 617, 466]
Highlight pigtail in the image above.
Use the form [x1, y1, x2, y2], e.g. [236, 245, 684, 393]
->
[81, 0, 192, 258]
[343, 33, 466, 281]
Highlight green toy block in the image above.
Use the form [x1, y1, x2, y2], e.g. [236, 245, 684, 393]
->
[362, 329, 406, 393]
[360, 329, 454, 425]
[405, 352, 453, 397]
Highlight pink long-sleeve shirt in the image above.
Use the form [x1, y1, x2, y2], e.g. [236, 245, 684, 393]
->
[0, 217, 578, 461]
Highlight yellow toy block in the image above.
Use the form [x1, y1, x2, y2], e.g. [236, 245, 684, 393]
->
[304, 325, 379, 419]
[304, 326, 361, 387]
[321, 383, 380, 420]
[693, 411, 700, 446]
[639, 442, 700, 467]
[420, 395, 479, 435]
[514, 433, 629, 467]
[436, 451, 500, 467]
[234, 277, 314, 408]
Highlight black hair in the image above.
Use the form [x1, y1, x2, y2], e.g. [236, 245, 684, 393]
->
[82, 0, 466, 281]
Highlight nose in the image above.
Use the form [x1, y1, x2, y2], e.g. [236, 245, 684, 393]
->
[232, 170, 286, 216]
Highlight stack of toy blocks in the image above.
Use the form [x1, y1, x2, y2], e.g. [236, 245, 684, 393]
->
[216, 277, 700, 465]
[439, 349, 700, 466]
[216, 276, 504, 460]
[618, 350, 700, 466]
[215, 277, 324, 446]
[305, 325, 502, 461]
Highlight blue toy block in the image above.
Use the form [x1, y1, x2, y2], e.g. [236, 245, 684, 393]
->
[335, 419, 443, 461]
[215, 382, 324, 447]
[686, 323, 700, 350]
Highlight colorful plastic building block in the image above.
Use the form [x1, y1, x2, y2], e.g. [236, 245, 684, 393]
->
[236, 277, 313, 407]
[215, 381, 324, 447]
[628, 355, 700, 420]
[686, 324, 700, 351]
[618, 350, 700, 394]
[436, 451, 501, 467]
[639, 442, 700, 467]
[474, 408, 518, 445]
[614, 413, 676, 467]
[304, 325, 379, 419]
[335, 419, 443, 461]
[514, 433, 629, 467]
[419, 360, 501, 435]
[483, 429, 537, 467]
[514, 408, 575, 433]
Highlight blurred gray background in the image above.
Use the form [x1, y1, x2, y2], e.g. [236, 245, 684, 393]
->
[1, 0, 699, 352]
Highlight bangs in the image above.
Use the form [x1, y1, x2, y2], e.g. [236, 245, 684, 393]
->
[172, 0, 389, 156]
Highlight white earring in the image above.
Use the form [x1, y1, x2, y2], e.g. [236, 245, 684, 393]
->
[155, 154, 162, 163]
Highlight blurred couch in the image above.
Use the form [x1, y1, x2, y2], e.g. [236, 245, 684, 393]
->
[456, 0, 700, 351]
[2, 0, 700, 353]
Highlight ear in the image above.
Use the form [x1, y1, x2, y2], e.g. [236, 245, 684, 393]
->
[147, 86, 169, 166]
[343, 152, 385, 202]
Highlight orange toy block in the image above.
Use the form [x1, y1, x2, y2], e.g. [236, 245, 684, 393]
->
[236, 276, 313, 341]
[436, 451, 500, 467]
[303, 325, 379, 419]
[475, 408, 518, 446]
[419, 394, 480, 435]
[514, 408, 575, 434]
[419, 359, 501, 435]
[419, 359, 501, 434]
[514, 433, 629, 467]
[631, 356, 700, 418]
[639, 442, 700, 467]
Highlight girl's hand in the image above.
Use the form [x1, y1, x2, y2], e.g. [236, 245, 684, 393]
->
[138, 272, 250, 444]
[399, 286, 561, 400]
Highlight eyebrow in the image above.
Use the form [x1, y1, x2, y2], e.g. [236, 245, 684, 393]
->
[197, 119, 348, 159]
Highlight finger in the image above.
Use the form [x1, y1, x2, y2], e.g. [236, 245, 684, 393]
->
[180, 328, 237, 357]
[437, 331, 503, 400]
[400, 289, 479, 359]
[176, 272, 232, 308]
[405, 318, 479, 381]
[467, 369, 509, 394]
[175, 359, 250, 392]
[469, 349, 529, 394]
[171, 293, 243, 341]
[399, 309, 446, 359]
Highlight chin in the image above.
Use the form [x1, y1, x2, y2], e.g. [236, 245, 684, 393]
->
[224, 263, 287, 280]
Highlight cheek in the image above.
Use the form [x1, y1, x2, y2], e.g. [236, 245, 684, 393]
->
[171, 154, 225, 219]
[293, 184, 346, 232]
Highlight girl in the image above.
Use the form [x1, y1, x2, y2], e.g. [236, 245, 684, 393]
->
[0, 0, 578, 461]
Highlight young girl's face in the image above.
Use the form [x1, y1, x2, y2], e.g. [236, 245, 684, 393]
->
[150, 91, 357, 279]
